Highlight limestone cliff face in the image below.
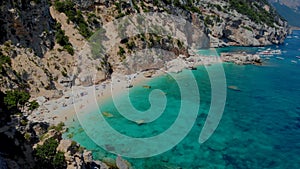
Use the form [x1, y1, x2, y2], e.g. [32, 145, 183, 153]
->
[0, 0, 290, 93]
[201, 0, 289, 47]
[0, 0, 55, 57]
[0, 0, 289, 59]
[74, 0, 288, 47]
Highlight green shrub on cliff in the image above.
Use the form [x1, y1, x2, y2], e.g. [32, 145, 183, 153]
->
[4, 90, 30, 111]
[54, 22, 74, 55]
[35, 137, 66, 168]
[48, 122, 65, 132]
[54, 0, 92, 38]
[228, 0, 276, 27]
[29, 100, 39, 111]
[0, 52, 11, 73]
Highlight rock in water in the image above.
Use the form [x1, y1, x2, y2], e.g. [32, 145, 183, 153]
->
[93, 160, 109, 169]
[116, 155, 130, 169]
[228, 86, 241, 91]
[135, 120, 145, 125]
[102, 112, 114, 118]
[142, 85, 151, 89]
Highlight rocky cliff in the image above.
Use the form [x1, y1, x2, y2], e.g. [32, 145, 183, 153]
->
[268, 0, 300, 27]
[68, 0, 288, 75]
[70, 0, 289, 47]
[0, 0, 55, 57]
[0, 0, 289, 93]
[0, 0, 290, 168]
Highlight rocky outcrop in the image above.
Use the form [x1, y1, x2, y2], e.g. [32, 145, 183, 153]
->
[198, 1, 289, 47]
[0, 121, 37, 169]
[0, 0, 55, 57]
[221, 52, 262, 65]
[116, 155, 130, 169]
[72, 0, 95, 9]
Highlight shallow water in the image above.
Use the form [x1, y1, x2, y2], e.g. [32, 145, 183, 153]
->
[65, 31, 300, 168]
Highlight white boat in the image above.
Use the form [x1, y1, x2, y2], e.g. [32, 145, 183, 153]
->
[276, 57, 284, 60]
[272, 49, 282, 55]
[296, 56, 300, 59]
[258, 49, 281, 55]
[291, 60, 297, 64]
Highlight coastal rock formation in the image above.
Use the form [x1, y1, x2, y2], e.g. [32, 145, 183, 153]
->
[221, 53, 262, 65]
[116, 155, 131, 169]
[0, 0, 290, 92]
[199, 0, 289, 47]
[0, 0, 291, 168]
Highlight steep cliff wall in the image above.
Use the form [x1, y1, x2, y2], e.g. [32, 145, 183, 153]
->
[0, 0, 291, 168]
[0, 0, 55, 57]
[70, 0, 289, 47]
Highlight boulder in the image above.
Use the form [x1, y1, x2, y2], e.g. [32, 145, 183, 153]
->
[116, 155, 130, 169]
[143, 70, 155, 78]
[93, 71, 106, 84]
[51, 90, 63, 99]
[57, 139, 72, 153]
[36, 96, 47, 105]
[83, 150, 93, 163]
[31, 122, 48, 136]
[93, 160, 110, 169]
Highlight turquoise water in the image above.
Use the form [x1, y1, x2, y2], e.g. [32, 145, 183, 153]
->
[65, 31, 300, 168]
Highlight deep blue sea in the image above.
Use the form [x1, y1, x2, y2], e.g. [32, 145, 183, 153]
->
[65, 31, 300, 169]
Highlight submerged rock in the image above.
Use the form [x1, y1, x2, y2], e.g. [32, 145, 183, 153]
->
[228, 86, 241, 91]
[142, 85, 151, 89]
[116, 155, 131, 169]
[102, 112, 114, 118]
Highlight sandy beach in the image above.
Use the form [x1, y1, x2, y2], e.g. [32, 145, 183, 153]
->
[27, 53, 222, 125]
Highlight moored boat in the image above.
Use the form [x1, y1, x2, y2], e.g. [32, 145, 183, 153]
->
[276, 57, 284, 60]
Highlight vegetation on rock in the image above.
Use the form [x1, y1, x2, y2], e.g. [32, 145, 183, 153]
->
[0, 51, 11, 73]
[48, 122, 65, 132]
[4, 90, 30, 111]
[228, 0, 277, 27]
[35, 137, 66, 169]
[54, 22, 74, 55]
[54, 0, 92, 38]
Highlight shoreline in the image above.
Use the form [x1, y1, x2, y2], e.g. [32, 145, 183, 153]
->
[27, 51, 222, 125]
